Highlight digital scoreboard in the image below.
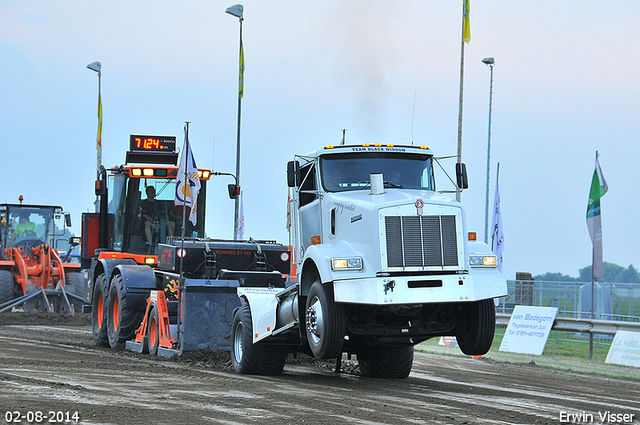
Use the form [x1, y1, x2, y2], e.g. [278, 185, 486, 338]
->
[129, 135, 176, 153]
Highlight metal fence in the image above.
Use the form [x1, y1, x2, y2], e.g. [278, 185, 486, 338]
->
[495, 279, 640, 346]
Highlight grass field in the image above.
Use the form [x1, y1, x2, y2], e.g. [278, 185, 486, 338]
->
[416, 331, 640, 382]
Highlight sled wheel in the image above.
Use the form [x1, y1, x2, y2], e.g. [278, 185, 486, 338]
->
[358, 345, 414, 379]
[148, 305, 160, 356]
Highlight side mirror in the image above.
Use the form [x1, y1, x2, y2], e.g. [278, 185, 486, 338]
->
[65, 213, 72, 228]
[95, 180, 106, 196]
[456, 163, 468, 190]
[287, 160, 300, 188]
[228, 184, 240, 199]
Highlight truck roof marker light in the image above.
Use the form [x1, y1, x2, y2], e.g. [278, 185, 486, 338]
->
[386, 144, 394, 147]
[362, 144, 370, 147]
[419, 146, 429, 150]
[132, 168, 142, 177]
[374, 143, 382, 147]
[325, 145, 335, 149]
[468, 232, 477, 241]
[311, 235, 321, 245]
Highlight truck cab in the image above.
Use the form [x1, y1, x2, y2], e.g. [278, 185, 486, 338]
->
[232, 143, 506, 378]
[288, 144, 505, 305]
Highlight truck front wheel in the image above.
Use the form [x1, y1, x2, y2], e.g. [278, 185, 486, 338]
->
[455, 298, 496, 356]
[231, 298, 286, 375]
[305, 281, 345, 359]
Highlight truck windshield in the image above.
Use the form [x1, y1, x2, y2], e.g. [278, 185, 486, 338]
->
[320, 153, 434, 192]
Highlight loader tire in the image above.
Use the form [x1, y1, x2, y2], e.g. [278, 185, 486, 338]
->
[65, 271, 85, 301]
[107, 274, 145, 348]
[0, 269, 14, 305]
[305, 281, 345, 359]
[358, 346, 414, 379]
[231, 298, 286, 376]
[91, 274, 109, 347]
[455, 298, 496, 356]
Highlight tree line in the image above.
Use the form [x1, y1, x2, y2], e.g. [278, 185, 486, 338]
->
[534, 263, 639, 283]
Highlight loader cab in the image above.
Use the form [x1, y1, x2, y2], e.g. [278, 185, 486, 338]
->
[108, 165, 210, 255]
[85, 135, 212, 260]
[0, 203, 71, 253]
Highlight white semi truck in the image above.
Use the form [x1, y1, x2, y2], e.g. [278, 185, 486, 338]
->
[232, 144, 507, 378]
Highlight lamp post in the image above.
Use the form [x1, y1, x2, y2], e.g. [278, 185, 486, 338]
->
[226, 4, 244, 240]
[87, 61, 102, 212]
[482, 57, 495, 244]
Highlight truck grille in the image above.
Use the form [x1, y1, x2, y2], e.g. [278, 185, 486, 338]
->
[385, 215, 458, 268]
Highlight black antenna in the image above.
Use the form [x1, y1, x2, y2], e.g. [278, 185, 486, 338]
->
[411, 92, 417, 145]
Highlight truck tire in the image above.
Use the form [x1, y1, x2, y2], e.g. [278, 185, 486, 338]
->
[358, 346, 414, 379]
[107, 274, 145, 348]
[0, 269, 14, 305]
[231, 299, 286, 375]
[305, 281, 345, 359]
[92, 274, 109, 347]
[65, 271, 85, 300]
[455, 298, 496, 356]
[147, 305, 160, 356]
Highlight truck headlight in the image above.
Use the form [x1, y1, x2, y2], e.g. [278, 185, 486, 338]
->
[469, 255, 497, 267]
[331, 257, 363, 271]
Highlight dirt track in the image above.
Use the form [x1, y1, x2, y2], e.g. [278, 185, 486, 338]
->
[0, 313, 639, 425]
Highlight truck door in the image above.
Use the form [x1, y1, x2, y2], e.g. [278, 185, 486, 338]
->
[297, 162, 321, 254]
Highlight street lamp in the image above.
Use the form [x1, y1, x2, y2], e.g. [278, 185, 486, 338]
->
[226, 4, 244, 240]
[482, 57, 495, 244]
[87, 61, 102, 212]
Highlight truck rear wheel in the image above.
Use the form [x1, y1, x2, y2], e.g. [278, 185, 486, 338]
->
[107, 274, 145, 348]
[455, 298, 496, 356]
[91, 274, 109, 347]
[305, 281, 345, 360]
[358, 346, 414, 379]
[231, 299, 286, 375]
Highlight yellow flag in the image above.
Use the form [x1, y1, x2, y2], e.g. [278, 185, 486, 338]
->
[463, 0, 471, 43]
[97, 93, 102, 149]
[239, 41, 245, 99]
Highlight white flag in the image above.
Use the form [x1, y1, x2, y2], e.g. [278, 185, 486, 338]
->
[235, 191, 244, 240]
[175, 140, 201, 226]
[490, 165, 504, 274]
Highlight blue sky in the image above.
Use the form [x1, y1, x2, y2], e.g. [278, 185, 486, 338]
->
[1, 1, 638, 280]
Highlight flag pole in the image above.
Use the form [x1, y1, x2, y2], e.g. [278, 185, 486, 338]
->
[589, 150, 598, 359]
[456, 0, 470, 202]
[590, 246, 595, 359]
[491, 163, 500, 249]
[177, 121, 190, 352]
